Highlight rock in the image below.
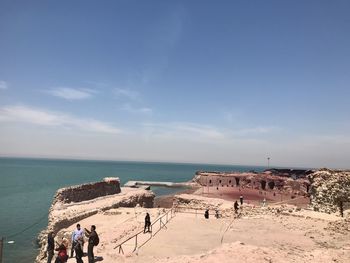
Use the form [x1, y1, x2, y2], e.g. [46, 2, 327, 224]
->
[308, 169, 350, 215]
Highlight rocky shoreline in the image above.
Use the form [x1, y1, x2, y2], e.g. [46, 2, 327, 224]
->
[36, 168, 350, 262]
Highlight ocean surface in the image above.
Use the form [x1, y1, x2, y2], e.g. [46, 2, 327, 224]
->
[0, 157, 265, 263]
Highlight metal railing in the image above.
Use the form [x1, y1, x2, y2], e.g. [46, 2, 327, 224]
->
[174, 206, 221, 217]
[114, 208, 175, 254]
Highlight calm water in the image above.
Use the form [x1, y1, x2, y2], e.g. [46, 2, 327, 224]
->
[0, 157, 265, 263]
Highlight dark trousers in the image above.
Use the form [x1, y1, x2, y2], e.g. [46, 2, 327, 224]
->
[71, 241, 77, 257]
[144, 222, 151, 233]
[88, 243, 94, 263]
[75, 244, 84, 263]
[47, 249, 54, 263]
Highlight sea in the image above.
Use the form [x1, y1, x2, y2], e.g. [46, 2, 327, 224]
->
[0, 157, 266, 263]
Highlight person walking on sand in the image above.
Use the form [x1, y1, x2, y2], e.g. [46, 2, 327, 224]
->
[234, 200, 239, 214]
[85, 225, 99, 263]
[71, 224, 84, 258]
[144, 212, 151, 233]
[240, 195, 244, 205]
[47, 232, 55, 263]
[74, 236, 84, 263]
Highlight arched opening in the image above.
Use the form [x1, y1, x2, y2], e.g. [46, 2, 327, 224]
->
[268, 181, 275, 190]
[261, 180, 266, 190]
[235, 177, 240, 186]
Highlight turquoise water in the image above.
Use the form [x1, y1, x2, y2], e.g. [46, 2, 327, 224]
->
[0, 157, 265, 263]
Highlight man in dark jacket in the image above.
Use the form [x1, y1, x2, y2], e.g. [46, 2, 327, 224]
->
[85, 225, 98, 263]
[234, 200, 239, 214]
[47, 232, 55, 263]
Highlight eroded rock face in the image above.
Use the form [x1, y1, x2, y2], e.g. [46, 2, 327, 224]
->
[309, 169, 350, 214]
[53, 177, 121, 204]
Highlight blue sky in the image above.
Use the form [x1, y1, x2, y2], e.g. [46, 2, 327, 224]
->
[0, 0, 349, 168]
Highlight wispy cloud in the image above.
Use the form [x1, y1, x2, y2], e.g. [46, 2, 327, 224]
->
[143, 122, 226, 140]
[0, 105, 120, 134]
[234, 126, 279, 136]
[121, 104, 153, 115]
[114, 88, 140, 100]
[0, 80, 8, 90]
[46, 87, 96, 100]
[141, 122, 279, 142]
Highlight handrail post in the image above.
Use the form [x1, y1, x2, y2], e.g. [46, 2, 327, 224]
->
[0, 237, 3, 263]
[134, 234, 138, 252]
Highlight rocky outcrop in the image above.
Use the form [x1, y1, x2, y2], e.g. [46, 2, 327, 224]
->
[264, 168, 313, 179]
[53, 177, 121, 204]
[308, 168, 350, 215]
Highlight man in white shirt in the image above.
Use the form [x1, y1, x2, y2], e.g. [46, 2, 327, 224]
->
[70, 223, 84, 258]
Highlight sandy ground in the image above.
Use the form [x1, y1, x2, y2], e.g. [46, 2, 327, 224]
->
[51, 206, 350, 263]
[196, 186, 310, 207]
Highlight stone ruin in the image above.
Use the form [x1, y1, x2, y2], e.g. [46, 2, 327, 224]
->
[193, 171, 310, 196]
[308, 168, 350, 216]
[53, 177, 121, 204]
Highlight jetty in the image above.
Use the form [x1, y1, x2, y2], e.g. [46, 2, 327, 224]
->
[124, 180, 192, 189]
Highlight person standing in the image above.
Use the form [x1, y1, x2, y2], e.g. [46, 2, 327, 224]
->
[240, 195, 244, 205]
[234, 200, 239, 214]
[144, 213, 151, 233]
[204, 209, 209, 219]
[71, 224, 84, 258]
[47, 232, 55, 263]
[85, 225, 98, 263]
[74, 236, 84, 263]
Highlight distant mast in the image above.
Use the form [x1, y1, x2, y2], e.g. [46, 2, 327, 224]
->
[267, 157, 270, 169]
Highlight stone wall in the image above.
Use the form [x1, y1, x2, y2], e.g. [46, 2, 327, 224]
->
[53, 177, 121, 204]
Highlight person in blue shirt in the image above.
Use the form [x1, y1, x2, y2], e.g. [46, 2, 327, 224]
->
[70, 224, 84, 258]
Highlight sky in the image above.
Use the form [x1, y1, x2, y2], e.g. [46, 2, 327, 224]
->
[0, 0, 349, 168]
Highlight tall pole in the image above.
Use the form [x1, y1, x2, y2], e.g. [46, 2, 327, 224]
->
[267, 157, 270, 169]
[0, 237, 3, 263]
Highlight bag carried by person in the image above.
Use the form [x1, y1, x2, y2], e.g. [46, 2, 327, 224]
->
[93, 233, 99, 246]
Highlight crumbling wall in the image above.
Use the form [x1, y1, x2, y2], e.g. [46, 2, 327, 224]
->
[309, 169, 350, 214]
[194, 172, 310, 195]
[53, 177, 121, 204]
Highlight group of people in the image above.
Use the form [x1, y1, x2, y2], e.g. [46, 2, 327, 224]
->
[203, 195, 244, 219]
[47, 224, 99, 263]
[47, 213, 152, 263]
